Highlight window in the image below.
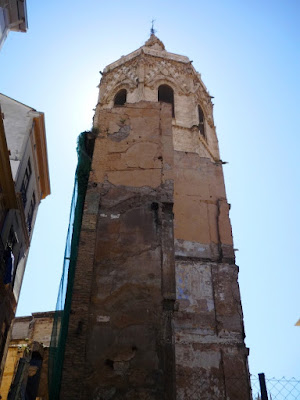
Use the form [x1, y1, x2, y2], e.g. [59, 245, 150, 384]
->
[12, 249, 21, 287]
[114, 89, 127, 106]
[21, 158, 32, 206]
[24, 158, 32, 188]
[7, 226, 17, 251]
[27, 192, 36, 234]
[158, 84, 175, 117]
[198, 105, 205, 138]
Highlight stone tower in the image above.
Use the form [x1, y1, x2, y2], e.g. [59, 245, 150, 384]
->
[60, 35, 251, 399]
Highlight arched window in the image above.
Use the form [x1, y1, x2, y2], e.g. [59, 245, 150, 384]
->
[114, 89, 127, 106]
[158, 84, 175, 117]
[198, 105, 205, 138]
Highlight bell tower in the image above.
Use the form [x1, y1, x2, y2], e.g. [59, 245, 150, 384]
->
[59, 35, 251, 399]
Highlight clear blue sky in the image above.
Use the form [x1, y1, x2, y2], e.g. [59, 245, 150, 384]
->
[0, 0, 299, 381]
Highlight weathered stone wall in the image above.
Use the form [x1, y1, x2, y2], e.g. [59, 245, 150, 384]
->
[61, 101, 250, 399]
[174, 261, 249, 399]
[173, 150, 233, 261]
[61, 102, 176, 400]
[173, 141, 250, 399]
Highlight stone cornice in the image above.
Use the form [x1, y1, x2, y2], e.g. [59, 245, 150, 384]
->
[33, 114, 50, 200]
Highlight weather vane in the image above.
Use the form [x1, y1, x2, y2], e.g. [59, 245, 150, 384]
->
[150, 19, 156, 35]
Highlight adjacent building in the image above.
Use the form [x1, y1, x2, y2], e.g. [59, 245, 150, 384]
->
[0, 94, 50, 384]
[0, 0, 27, 50]
[57, 35, 251, 399]
[0, 311, 54, 400]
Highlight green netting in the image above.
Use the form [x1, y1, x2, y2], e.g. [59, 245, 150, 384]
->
[48, 130, 96, 399]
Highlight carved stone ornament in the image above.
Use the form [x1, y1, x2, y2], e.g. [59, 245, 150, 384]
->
[144, 57, 194, 95]
[100, 59, 139, 104]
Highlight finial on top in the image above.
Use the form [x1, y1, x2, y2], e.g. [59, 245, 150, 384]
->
[145, 21, 165, 51]
[150, 19, 156, 36]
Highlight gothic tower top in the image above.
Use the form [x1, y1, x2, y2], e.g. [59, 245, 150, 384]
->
[96, 35, 220, 161]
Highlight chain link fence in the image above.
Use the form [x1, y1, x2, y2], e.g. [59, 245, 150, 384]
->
[176, 373, 300, 399]
[251, 374, 300, 400]
[175, 373, 300, 399]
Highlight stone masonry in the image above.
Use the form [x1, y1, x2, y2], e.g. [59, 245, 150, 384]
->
[60, 35, 251, 399]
